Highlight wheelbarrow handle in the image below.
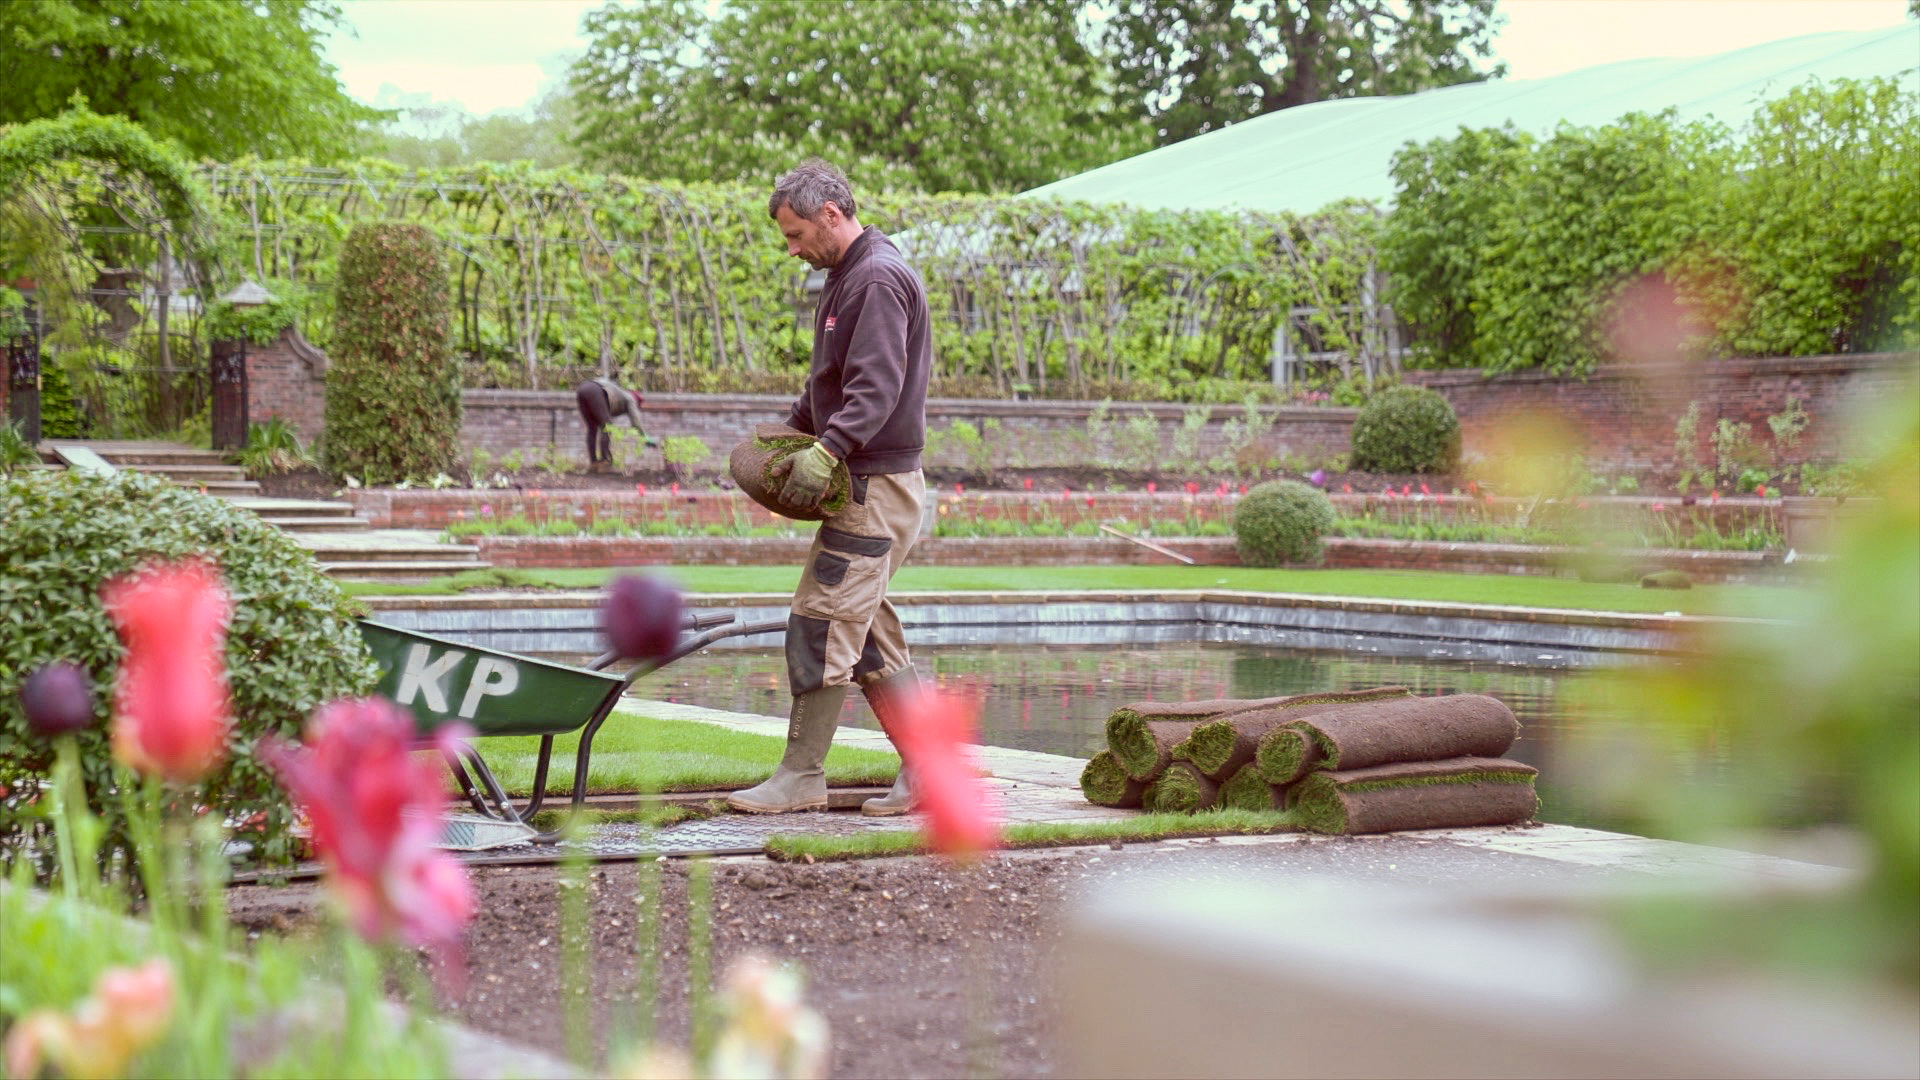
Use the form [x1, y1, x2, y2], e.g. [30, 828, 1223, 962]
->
[586, 615, 787, 677]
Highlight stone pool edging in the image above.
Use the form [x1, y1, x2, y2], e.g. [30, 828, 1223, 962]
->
[362, 588, 1761, 661]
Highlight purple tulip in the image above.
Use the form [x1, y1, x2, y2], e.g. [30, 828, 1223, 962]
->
[21, 662, 95, 737]
[1309, 469, 1327, 488]
[601, 574, 685, 662]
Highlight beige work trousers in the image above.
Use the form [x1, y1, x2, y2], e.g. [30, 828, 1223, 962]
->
[785, 469, 925, 693]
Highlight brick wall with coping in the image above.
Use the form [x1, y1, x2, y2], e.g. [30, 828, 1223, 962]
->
[1405, 352, 1917, 473]
[244, 327, 329, 448]
[234, 344, 1913, 475]
[460, 390, 1360, 475]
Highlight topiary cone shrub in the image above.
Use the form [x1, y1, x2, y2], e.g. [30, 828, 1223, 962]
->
[0, 470, 378, 875]
[1349, 385, 1461, 474]
[1233, 479, 1336, 566]
[324, 222, 460, 485]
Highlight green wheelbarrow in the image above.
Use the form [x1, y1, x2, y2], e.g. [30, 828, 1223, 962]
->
[358, 611, 786, 845]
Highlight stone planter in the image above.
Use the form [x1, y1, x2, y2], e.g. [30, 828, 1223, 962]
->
[1781, 496, 1877, 553]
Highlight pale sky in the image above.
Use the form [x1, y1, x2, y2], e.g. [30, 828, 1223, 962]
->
[323, 0, 1915, 118]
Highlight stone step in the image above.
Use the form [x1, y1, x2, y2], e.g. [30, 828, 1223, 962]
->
[121, 463, 252, 482]
[224, 496, 360, 518]
[301, 543, 482, 564]
[177, 478, 263, 495]
[260, 515, 372, 533]
[54, 441, 231, 467]
[318, 560, 494, 583]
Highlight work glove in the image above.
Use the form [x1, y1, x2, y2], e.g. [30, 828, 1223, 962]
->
[772, 441, 840, 510]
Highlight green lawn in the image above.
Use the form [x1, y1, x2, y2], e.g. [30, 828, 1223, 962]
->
[474, 703, 898, 796]
[345, 564, 1797, 619]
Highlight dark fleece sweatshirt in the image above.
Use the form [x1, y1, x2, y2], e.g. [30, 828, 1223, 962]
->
[786, 227, 931, 474]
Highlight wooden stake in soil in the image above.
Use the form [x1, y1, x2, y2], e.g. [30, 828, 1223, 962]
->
[1291, 757, 1539, 835]
[1218, 764, 1289, 811]
[1142, 762, 1221, 814]
[1172, 687, 1413, 781]
[1080, 750, 1147, 808]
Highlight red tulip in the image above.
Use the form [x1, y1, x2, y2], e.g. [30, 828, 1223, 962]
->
[955, 483, 965, 495]
[1238, 484, 1248, 496]
[1085, 495, 1095, 508]
[1146, 481, 1157, 494]
[1023, 477, 1034, 491]
[1185, 482, 1199, 495]
[1401, 483, 1412, 496]
[1342, 483, 1352, 494]
[101, 560, 232, 784]
[602, 574, 685, 663]
[1420, 483, 1431, 495]
[1467, 480, 1479, 496]
[20, 662, 94, 737]
[1216, 482, 1229, 496]
[889, 689, 999, 860]
[1756, 484, 1768, 498]
[263, 698, 475, 955]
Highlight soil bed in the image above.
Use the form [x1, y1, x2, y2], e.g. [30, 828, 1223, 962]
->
[230, 853, 1070, 1079]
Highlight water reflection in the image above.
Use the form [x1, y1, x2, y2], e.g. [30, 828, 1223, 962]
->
[624, 641, 1701, 832]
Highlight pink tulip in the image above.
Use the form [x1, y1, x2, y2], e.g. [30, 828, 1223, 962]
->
[889, 689, 999, 860]
[1146, 481, 1157, 494]
[1342, 483, 1353, 494]
[3, 958, 175, 1080]
[670, 482, 680, 496]
[955, 482, 965, 495]
[101, 560, 232, 784]
[1238, 483, 1249, 496]
[1420, 483, 1431, 495]
[636, 484, 648, 496]
[1185, 482, 1199, 495]
[1023, 477, 1034, 491]
[1309, 469, 1326, 488]
[263, 698, 474, 956]
[1756, 484, 1768, 498]
[1652, 502, 1668, 512]
[1402, 483, 1412, 496]
[1216, 482, 1229, 496]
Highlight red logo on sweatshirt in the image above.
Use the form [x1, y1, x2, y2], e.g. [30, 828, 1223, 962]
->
[824, 316, 836, 332]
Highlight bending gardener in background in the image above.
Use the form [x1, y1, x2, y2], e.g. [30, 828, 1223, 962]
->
[573, 375, 656, 471]
[728, 158, 933, 817]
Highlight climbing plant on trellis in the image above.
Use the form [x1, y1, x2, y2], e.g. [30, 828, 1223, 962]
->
[200, 162, 1391, 399]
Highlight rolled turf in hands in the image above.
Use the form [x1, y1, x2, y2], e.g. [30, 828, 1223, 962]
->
[1255, 693, 1521, 785]
[1080, 750, 1148, 808]
[727, 423, 851, 520]
[1218, 763, 1288, 811]
[1142, 762, 1220, 814]
[1291, 757, 1539, 835]
[1172, 686, 1412, 781]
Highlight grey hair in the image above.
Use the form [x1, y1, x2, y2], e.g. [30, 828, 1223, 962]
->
[769, 158, 857, 222]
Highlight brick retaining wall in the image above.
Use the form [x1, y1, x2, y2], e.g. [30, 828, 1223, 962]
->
[471, 533, 1796, 584]
[1405, 352, 1916, 474]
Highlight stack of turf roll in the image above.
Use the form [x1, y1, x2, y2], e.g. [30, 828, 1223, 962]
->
[1079, 687, 1540, 834]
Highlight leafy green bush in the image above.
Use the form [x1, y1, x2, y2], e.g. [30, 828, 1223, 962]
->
[1233, 480, 1336, 566]
[0, 420, 38, 474]
[323, 223, 459, 485]
[0, 470, 378, 872]
[1348, 385, 1460, 474]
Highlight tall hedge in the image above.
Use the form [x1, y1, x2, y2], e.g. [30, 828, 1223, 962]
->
[324, 223, 460, 484]
[1382, 76, 1920, 373]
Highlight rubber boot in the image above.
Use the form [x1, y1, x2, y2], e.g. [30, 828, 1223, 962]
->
[861, 665, 922, 817]
[726, 684, 848, 814]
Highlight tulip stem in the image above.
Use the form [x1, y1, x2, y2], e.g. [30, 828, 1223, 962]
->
[560, 827, 593, 1064]
[632, 853, 662, 1049]
[687, 856, 716, 1060]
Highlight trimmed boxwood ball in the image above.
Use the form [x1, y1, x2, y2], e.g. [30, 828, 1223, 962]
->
[0, 470, 379, 875]
[1349, 385, 1461, 474]
[1233, 480, 1336, 567]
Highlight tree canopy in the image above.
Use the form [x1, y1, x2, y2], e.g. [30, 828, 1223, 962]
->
[0, 0, 383, 162]
[1097, 0, 1506, 146]
[566, 0, 1152, 193]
